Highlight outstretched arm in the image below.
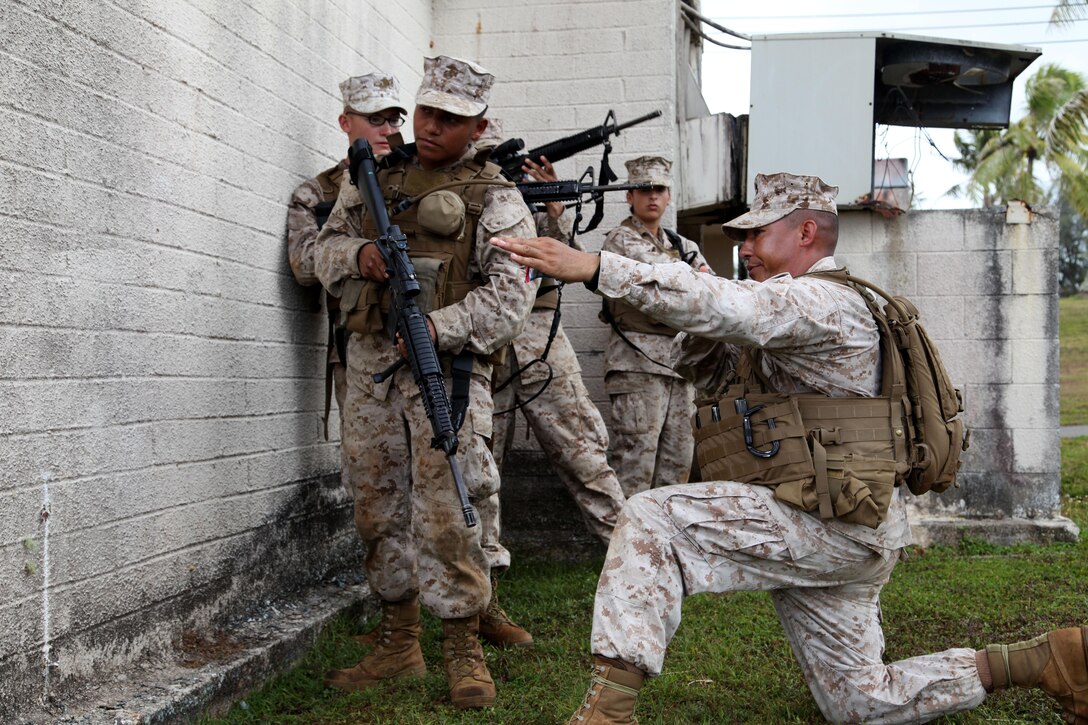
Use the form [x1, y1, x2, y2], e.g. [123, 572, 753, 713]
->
[490, 235, 600, 283]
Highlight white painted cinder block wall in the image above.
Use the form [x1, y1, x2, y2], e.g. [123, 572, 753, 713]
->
[0, 0, 430, 713]
[836, 207, 1065, 538]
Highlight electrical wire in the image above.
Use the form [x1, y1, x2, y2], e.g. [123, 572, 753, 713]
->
[682, 14, 751, 50]
[681, 2, 752, 40]
[704, 4, 1057, 22]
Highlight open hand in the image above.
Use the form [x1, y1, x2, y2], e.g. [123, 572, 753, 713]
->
[490, 236, 600, 283]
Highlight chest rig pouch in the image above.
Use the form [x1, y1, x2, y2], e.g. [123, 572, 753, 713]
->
[339, 157, 502, 336]
[692, 349, 903, 529]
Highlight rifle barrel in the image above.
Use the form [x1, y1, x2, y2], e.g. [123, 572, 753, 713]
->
[613, 110, 662, 133]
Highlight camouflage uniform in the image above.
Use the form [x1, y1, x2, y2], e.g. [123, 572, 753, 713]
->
[286, 72, 407, 553]
[601, 157, 710, 497]
[583, 174, 987, 723]
[487, 209, 626, 548]
[314, 94, 535, 620]
[286, 161, 349, 436]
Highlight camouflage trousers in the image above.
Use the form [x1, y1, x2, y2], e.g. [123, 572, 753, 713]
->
[605, 371, 694, 497]
[332, 362, 349, 497]
[488, 372, 627, 550]
[341, 367, 497, 619]
[592, 483, 987, 724]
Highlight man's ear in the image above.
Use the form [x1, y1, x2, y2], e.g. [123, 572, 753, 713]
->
[797, 218, 819, 247]
[471, 117, 489, 141]
[338, 113, 351, 134]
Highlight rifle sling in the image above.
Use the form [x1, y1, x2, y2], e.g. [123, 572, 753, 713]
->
[451, 351, 475, 434]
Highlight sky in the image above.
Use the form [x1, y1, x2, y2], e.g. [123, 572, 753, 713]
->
[697, 1, 1088, 208]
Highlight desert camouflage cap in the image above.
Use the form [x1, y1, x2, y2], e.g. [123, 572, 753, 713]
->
[339, 73, 408, 116]
[722, 172, 839, 241]
[475, 117, 504, 149]
[415, 55, 493, 117]
[625, 156, 672, 188]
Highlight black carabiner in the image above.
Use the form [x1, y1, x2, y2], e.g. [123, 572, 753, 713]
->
[734, 399, 780, 459]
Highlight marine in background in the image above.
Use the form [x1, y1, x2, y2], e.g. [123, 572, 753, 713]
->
[599, 156, 711, 497]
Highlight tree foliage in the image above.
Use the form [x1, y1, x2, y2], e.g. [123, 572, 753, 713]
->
[949, 63, 1088, 292]
[1050, 0, 1088, 27]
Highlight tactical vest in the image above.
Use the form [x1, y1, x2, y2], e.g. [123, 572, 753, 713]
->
[339, 154, 504, 335]
[602, 219, 695, 335]
[692, 346, 905, 530]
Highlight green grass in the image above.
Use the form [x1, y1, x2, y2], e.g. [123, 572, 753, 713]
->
[1060, 295, 1088, 425]
[206, 483, 1087, 724]
[204, 303, 1088, 724]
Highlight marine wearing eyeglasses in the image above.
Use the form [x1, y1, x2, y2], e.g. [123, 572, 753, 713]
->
[283, 70, 409, 629]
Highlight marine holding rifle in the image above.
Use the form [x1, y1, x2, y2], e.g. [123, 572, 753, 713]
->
[313, 55, 537, 711]
[600, 157, 712, 497]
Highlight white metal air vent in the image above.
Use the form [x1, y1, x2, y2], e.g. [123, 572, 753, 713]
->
[747, 32, 1040, 207]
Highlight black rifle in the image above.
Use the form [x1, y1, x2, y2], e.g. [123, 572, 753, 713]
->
[347, 138, 477, 528]
[518, 169, 655, 234]
[517, 180, 653, 205]
[492, 110, 662, 181]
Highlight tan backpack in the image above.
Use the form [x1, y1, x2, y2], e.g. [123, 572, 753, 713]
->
[812, 270, 969, 495]
[692, 269, 969, 528]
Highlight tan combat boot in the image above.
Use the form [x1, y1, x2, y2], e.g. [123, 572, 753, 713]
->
[567, 656, 644, 724]
[324, 598, 426, 691]
[986, 626, 1088, 723]
[479, 574, 534, 648]
[351, 627, 380, 647]
[442, 616, 496, 709]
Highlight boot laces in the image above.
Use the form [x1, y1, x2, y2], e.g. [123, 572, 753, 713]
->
[485, 598, 516, 626]
[570, 665, 606, 720]
[447, 625, 482, 678]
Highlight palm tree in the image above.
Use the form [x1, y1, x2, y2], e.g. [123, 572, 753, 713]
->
[1050, 0, 1088, 27]
[949, 64, 1088, 220]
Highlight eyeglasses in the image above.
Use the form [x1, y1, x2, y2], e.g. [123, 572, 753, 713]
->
[345, 111, 405, 128]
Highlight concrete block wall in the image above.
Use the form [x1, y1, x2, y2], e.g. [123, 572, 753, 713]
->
[0, 0, 431, 716]
[836, 206, 1070, 541]
[433, 0, 683, 433]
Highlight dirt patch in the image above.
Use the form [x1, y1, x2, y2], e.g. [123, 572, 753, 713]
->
[175, 629, 245, 668]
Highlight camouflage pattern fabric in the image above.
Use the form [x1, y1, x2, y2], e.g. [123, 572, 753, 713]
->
[415, 55, 493, 117]
[605, 371, 694, 497]
[723, 171, 839, 241]
[594, 483, 984, 722]
[600, 216, 710, 494]
[584, 253, 981, 723]
[313, 148, 535, 617]
[287, 163, 346, 289]
[339, 73, 407, 115]
[624, 155, 672, 187]
[285, 165, 348, 486]
[484, 209, 623, 552]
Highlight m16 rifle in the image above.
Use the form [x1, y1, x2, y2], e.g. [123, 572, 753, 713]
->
[491, 109, 662, 182]
[517, 175, 655, 234]
[347, 138, 477, 528]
